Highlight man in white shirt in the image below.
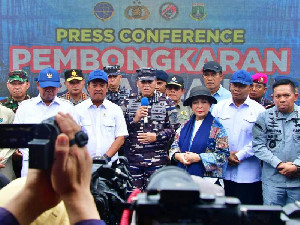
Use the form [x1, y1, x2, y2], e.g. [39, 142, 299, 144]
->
[75, 69, 128, 163]
[212, 70, 265, 204]
[14, 67, 74, 177]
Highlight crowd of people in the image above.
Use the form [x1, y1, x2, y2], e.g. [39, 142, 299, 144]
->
[0, 61, 300, 224]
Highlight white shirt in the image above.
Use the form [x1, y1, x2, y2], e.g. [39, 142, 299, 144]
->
[74, 99, 128, 162]
[192, 119, 203, 141]
[210, 85, 232, 111]
[14, 95, 75, 177]
[212, 97, 265, 183]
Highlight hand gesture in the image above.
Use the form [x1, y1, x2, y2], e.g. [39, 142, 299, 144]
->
[228, 151, 240, 166]
[133, 106, 148, 123]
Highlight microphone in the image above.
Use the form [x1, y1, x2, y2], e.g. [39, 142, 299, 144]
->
[141, 97, 149, 123]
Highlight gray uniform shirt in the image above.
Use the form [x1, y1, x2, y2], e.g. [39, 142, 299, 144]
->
[253, 105, 300, 188]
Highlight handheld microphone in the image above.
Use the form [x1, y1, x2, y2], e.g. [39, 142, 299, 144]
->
[141, 97, 149, 123]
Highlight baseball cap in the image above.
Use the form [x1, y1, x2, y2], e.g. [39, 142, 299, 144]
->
[136, 67, 157, 81]
[230, 70, 253, 85]
[156, 70, 168, 82]
[166, 75, 184, 88]
[103, 65, 121, 76]
[37, 67, 60, 88]
[88, 69, 108, 83]
[252, 73, 267, 85]
[202, 61, 222, 73]
[183, 86, 217, 106]
[64, 69, 83, 82]
[8, 70, 28, 83]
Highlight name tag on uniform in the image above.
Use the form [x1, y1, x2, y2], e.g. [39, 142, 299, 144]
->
[128, 99, 140, 114]
[151, 114, 166, 121]
[151, 102, 166, 121]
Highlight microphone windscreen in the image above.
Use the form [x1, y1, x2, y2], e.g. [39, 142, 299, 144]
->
[141, 97, 149, 106]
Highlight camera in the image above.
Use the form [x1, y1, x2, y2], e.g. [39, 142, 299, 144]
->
[91, 156, 132, 225]
[129, 166, 300, 225]
[0, 117, 60, 170]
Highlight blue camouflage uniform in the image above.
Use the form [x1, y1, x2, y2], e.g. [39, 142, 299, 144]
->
[122, 90, 180, 191]
[106, 87, 131, 107]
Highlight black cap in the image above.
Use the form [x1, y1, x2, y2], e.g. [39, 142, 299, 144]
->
[64, 69, 83, 82]
[156, 70, 168, 82]
[202, 61, 222, 73]
[166, 75, 184, 88]
[103, 65, 121, 76]
[136, 67, 157, 81]
[183, 86, 217, 106]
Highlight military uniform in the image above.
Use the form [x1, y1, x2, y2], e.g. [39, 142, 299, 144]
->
[59, 92, 87, 105]
[0, 95, 30, 113]
[253, 105, 300, 205]
[176, 101, 192, 124]
[259, 96, 273, 108]
[122, 90, 180, 191]
[106, 87, 131, 106]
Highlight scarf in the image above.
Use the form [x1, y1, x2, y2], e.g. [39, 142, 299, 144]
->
[177, 112, 214, 176]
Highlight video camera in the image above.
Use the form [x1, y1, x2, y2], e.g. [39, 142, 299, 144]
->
[129, 166, 300, 225]
[0, 117, 60, 170]
[91, 156, 132, 225]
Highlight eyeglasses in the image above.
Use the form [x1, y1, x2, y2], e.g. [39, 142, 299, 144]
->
[141, 80, 154, 84]
[108, 75, 119, 79]
[166, 85, 181, 91]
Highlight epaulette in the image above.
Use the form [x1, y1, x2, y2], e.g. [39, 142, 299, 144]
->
[265, 104, 275, 109]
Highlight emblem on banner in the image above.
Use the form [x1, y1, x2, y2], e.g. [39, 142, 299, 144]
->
[94, 2, 114, 22]
[125, 0, 149, 20]
[159, 3, 178, 20]
[190, 3, 206, 21]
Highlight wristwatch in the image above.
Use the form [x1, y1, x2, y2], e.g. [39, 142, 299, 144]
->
[102, 153, 112, 163]
[69, 131, 89, 147]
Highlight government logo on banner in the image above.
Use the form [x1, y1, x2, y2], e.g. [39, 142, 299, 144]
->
[94, 2, 114, 22]
[125, 0, 149, 20]
[190, 3, 206, 21]
[159, 3, 178, 21]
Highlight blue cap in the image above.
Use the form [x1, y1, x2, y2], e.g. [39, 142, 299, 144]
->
[88, 69, 108, 83]
[156, 70, 168, 82]
[37, 67, 60, 88]
[230, 70, 253, 85]
[274, 75, 299, 87]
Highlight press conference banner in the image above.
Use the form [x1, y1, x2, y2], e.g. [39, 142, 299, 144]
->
[0, 0, 298, 96]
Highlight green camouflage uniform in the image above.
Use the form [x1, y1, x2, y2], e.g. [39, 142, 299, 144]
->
[0, 95, 30, 113]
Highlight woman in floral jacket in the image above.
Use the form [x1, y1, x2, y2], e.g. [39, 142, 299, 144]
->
[169, 86, 229, 178]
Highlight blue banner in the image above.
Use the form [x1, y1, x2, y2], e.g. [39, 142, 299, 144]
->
[0, 0, 298, 99]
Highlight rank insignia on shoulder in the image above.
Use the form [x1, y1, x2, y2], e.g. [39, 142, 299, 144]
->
[181, 110, 187, 116]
